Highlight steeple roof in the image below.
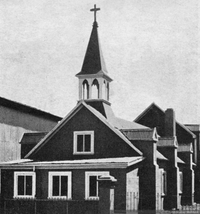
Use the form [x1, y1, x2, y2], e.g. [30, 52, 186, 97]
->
[76, 21, 109, 77]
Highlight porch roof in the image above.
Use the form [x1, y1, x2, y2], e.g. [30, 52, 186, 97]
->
[0, 156, 144, 169]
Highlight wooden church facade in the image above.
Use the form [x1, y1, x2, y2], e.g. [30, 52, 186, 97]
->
[0, 5, 199, 213]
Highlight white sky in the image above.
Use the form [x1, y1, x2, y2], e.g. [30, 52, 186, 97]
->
[0, 0, 199, 123]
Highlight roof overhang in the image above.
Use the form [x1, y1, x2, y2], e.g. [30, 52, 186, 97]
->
[0, 157, 144, 170]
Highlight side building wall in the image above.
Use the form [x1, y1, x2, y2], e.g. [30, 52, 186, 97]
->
[0, 106, 60, 162]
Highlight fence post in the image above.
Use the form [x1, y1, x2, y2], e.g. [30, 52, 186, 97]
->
[66, 200, 68, 214]
[3, 200, 6, 214]
[34, 200, 37, 214]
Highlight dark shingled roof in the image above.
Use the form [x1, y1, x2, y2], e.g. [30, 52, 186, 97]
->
[122, 129, 157, 141]
[0, 96, 62, 121]
[20, 132, 48, 145]
[157, 137, 178, 147]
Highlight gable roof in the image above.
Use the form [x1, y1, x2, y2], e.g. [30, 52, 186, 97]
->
[134, 103, 163, 122]
[134, 103, 195, 138]
[0, 96, 62, 121]
[25, 101, 143, 158]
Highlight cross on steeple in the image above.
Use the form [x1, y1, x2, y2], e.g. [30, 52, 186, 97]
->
[90, 4, 100, 22]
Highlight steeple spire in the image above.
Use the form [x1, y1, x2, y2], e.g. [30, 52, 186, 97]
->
[76, 5, 112, 102]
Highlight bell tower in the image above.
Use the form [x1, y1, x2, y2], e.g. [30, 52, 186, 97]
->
[76, 5, 113, 103]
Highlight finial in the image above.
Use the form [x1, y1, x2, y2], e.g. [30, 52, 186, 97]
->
[90, 4, 100, 22]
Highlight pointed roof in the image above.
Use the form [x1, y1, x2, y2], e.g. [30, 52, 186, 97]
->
[134, 103, 195, 138]
[76, 21, 111, 80]
[25, 101, 144, 159]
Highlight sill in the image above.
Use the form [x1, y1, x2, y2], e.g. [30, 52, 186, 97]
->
[48, 197, 72, 200]
[73, 152, 94, 155]
[14, 196, 35, 200]
[85, 197, 99, 201]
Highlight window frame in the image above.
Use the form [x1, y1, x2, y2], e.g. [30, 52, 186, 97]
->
[48, 171, 72, 199]
[85, 171, 109, 200]
[161, 169, 167, 195]
[179, 171, 183, 194]
[73, 131, 94, 155]
[14, 171, 36, 199]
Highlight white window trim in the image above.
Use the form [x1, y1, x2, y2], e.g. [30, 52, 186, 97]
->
[85, 171, 109, 200]
[48, 171, 72, 199]
[73, 131, 94, 155]
[160, 169, 167, 195]
[14, 171, 36, 199]
[179, 171, 183, 194]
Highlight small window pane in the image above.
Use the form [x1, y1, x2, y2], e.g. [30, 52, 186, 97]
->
[26, 176, 32, 195]
[85, 135, 91, 152]
[61, 176, 68, 196]
[89, 176, 97, 197]
[77, 135, 83, 152]
[53, 176, 59, 196]
[18, 176, 25, 195]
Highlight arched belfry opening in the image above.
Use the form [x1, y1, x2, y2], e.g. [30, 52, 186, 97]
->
[82, 80, 89, 100]
[107, 82, 109, 101]
[91, 79, 99, 99]
[102, 81, 107, 100]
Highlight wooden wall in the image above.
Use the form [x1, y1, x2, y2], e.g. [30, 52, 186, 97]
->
[0, 106, 60, 162]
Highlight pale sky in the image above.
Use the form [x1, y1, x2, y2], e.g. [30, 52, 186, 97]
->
[0, 0, 199, 124]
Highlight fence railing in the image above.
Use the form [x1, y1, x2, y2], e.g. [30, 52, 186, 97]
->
[1, 198, 99, 214]
[114, 192, 200, 213]
[1, 194, 200, 214]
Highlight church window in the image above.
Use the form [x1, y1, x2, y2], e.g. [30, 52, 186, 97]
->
[161, 169, 167, 195]
[73, 131, 94, 154]
[85, 171, 109, 200]
[91, 79, 99, 99]
[48, 172, 72, 199]
[14, 172, 36, 199]
[179, 171, 183, 193]
[82, 80, 89, 99]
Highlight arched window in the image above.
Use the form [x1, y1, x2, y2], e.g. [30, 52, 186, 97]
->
[91, 79, 99, 99]
[107, 83, 109, 101]
[102, 81, 107, 100]
[82, 80, 89, 99]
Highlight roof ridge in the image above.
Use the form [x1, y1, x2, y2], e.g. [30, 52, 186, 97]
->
[0, 96, 62, 120]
